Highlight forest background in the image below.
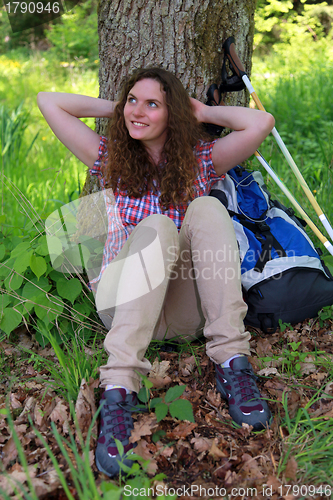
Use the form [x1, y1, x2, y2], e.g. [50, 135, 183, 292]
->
[2, 1, 333, 498]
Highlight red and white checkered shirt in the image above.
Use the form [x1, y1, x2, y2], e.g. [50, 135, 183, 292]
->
[89, 136, 225, 285]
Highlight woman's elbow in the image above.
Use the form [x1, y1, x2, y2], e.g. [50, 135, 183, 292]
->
[37, 91, 48, 110]
[264, 112, 275, 134]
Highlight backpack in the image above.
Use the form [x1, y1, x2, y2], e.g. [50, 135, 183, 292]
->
[209, 166, 333, 333]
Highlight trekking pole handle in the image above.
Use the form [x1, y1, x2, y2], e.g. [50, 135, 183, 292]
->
[223, 37, 259, 102]
[223, 37, 246, 77]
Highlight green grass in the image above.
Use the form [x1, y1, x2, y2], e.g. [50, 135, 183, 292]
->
[279, 392, 333, 487]
[0, 50, 98, 233]
[251, 40, 333, 254]
[20, 332, 107, 402]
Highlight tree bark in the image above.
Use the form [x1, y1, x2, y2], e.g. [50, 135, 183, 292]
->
[83, 0, 256, 195]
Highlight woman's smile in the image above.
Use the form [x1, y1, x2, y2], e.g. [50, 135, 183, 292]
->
[131, 121, 148, 127]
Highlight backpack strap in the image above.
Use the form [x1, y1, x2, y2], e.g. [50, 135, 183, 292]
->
[230, 212, 287, 272]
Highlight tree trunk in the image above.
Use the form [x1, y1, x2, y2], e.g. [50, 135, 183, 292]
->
[83, 0, 256, 195]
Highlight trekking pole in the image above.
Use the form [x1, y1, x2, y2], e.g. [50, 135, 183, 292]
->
[221, 36, 333, 244]
[254, 150, 333, 257]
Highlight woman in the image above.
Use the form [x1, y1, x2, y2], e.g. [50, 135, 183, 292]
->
[37, 67, 275, 477]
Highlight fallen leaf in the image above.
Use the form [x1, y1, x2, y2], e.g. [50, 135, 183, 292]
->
[308, 399, 333, 418]
[26, 365, 38, 376]
[75, 377, 99, 442]
[208, 439, 227, 460]
[241, 453, 264, 479]
[179, 356, 196, 376]
[256, 338, 273, 357]
[190, 436, 212, 453]
[322, 407, 333, 420]
[288, 390, 301, 418]
[134, 439, 158, 474]
[166, 421, 197, 439]
[264, 379, 289, 401]
[10, 393, 22, 410]
[266, 474, 282, 490]
[38, 347, 56, 357]
[204, 410, 218, 425]
[309, 372, 328, 386]
[34, 402, 44, 428]
[0, 464, 37, 494]
[299, 355, 317, 375]
[224, 469, 237, 487]
[49, 399, 69, 432]
[155, 441, 174, 457]
[240, 422, 253, 437]
[285, 330, 300, 343]
[3, 436, 18, 468]
[23, 381, 44, 390]
[284, 456, 297, 481]
[31, 477, 53, 497]
[149, 375, 172, 388]
[2, 424, 28, 468]
[206, 389, 221, 407]
[324, 381, 333, 396]
[149, 359, 170, 379]
[129, 413, 158, 443]
[258, 367, 279, 377]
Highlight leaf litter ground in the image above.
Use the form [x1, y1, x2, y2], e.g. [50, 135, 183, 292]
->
[1, 318, 333, 500]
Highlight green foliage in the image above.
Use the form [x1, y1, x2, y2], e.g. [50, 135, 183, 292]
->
[114, 440, 172, 497]
[260, 342, 326, 376]
[0, 0, 98, 60]
[318, 304, 333, 326]
[254, 0, 333, 52]
[137, 375, 195, 423]
[281, 341, 308, 374]
[45, 0, 99, 62]
[255, 0, 295, 48]
[0, 225, 101, 347]
[278, 319, 293, 333]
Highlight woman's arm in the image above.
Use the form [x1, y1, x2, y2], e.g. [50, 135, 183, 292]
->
[191, 98, 275, 176]
[37, 92, 116, 168]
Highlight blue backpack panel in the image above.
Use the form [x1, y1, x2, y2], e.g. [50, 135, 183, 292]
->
[210, 166, 333, 333]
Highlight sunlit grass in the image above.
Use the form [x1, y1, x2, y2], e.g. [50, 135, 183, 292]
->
[251, 46, 333, 253]
[279, 392, 333, 486]
[1, 51, 98, 233]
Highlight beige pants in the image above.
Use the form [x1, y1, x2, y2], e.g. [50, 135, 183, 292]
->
[96, 196, 250, 392]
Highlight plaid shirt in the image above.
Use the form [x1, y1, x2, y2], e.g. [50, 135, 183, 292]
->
[89, 135, 225, 285]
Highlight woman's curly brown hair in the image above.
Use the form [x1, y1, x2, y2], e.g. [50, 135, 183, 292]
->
[103, 67, 207, 210]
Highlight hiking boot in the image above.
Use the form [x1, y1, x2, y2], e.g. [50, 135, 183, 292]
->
[215, 356, 272, 431]
[95, 388, 141, 477]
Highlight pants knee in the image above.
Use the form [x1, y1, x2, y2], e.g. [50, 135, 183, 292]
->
[186, 196, 230, 225]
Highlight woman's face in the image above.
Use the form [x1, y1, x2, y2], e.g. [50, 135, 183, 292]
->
[124, 78, 169, 151]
